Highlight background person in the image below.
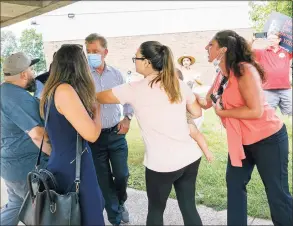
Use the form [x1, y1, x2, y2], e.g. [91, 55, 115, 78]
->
[252, 31, 292, 116]
[177, 54, 205, 129]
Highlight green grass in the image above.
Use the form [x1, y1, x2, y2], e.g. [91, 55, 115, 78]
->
[126, 109, 292, 219]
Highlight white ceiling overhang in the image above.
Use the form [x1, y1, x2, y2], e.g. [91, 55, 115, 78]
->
[1, 1, 77, 28]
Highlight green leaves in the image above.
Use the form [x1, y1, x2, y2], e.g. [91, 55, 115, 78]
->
[1, 30, 18, 58]
[19, 28, 47, 74]
[1, 30, 18, 79]
[249, 1, 292, 31]
[1, 28, 47, 78]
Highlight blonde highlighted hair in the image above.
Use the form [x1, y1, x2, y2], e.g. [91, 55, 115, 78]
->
[140, 41, 182, 103]
[40, 44, 96, 118]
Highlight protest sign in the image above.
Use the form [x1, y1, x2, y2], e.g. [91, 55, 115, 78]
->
[263, 11, 292, 53]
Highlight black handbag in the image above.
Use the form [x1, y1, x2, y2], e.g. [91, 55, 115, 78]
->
[18, 98, 82, 225]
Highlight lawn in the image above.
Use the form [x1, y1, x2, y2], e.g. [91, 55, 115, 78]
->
[126, 108, 292, 219]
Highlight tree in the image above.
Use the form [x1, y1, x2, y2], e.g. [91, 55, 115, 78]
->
[1, 30, 18, 79]
[19, 28, 47, 74]
[1, 57, 4, 82]
[249, 0, 292, 31]
[1, 30, 18, 58]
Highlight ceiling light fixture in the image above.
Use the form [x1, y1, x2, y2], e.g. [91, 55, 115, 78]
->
[68, 13, 75, 19]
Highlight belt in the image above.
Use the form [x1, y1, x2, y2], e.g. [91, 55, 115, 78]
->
[101, 124, 118, 133]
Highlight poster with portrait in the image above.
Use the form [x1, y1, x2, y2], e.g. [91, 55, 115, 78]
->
[263, 11, 292, 53]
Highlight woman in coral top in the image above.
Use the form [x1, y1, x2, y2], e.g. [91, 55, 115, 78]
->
[197, 30, 292, 226]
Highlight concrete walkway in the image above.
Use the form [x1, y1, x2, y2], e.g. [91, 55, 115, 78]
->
[1, 179, 273, 225]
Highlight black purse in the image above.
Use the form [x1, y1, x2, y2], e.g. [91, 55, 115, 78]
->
[18, 98, 82, 225]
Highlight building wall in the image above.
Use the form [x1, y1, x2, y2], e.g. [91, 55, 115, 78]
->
[43, 28, 258, 85]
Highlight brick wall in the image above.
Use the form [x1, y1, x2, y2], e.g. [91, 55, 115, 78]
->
[43, 28, 260, 85]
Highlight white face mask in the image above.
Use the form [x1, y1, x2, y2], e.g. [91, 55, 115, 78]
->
[212, 50, 224, 73]
[212, 58, 220, 67]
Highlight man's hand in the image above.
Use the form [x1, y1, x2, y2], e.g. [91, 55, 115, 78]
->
[117, 117, 131, 134]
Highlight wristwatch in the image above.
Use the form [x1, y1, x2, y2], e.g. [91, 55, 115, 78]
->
[125, 115, 133, 121]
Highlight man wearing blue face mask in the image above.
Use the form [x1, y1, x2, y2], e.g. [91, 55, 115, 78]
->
[85, 33, 133, 226]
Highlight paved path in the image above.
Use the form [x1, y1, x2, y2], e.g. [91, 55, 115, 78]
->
[1, 178, 273, 225]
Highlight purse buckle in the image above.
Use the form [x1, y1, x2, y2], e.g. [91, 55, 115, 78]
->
[75, 180, 80, 193]
[50, 202, 56, 213]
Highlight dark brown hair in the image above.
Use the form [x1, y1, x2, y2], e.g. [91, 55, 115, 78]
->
[214, 30, 265, 82]
[40, 44, 96, 118]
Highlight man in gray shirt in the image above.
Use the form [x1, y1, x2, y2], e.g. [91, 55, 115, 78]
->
[85, 33, 133, 226]
[0, 52, 51, 226]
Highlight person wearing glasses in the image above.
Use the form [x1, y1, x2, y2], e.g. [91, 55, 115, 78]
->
[85, 33, 133, 226]
[252, 31, 292, 116]
[198, 30, 292, 226]
[39, 44, 105, 226]
[96, 41, 203, 226]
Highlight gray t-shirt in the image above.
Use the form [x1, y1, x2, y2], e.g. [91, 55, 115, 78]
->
[0, 83, 48, 181]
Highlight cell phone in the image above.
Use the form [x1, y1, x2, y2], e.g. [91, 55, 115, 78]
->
[253, 32, 267, 39]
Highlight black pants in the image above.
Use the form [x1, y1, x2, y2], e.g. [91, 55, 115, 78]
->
[226, 124, 292, 226]
[89, 126, 129, 225]
[145, 158, 202, 226]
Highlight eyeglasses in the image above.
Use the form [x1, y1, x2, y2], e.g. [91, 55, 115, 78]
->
[132, 57, 146, 63]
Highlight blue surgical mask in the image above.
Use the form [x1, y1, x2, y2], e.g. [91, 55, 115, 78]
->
[87, 54, 102, 68]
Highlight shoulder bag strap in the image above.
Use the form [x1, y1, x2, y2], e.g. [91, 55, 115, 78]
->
[35, 97, 52, 169]
[74, 133, 83, 193]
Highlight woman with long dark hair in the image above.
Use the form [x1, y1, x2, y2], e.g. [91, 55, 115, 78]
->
[197, 30, 292, 226]
[40, 44, 105, 226]
[96, 41, 203, 225]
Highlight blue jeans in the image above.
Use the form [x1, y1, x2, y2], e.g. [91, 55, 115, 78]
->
[1, 179, 27, 226]
[226, 125, 292, 226]
[89, 126, 129, 225]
